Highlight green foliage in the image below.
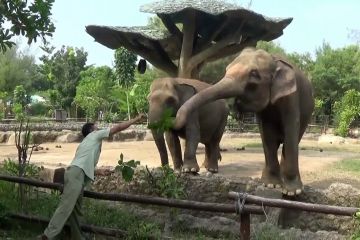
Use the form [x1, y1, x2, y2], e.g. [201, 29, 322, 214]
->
[334, 158, 360, 175]
[253, 223, 287, 240]
[12, 103, 25, 121]
[128, 71, 154, 114]
[2, 158, 41, 178]
[115, 153, 140, 182]
[82, 199, 162, 239]
[75, 66, 115, 120]
[143, 165, 186, 199]
[147, 108, 175, 134]
[13, 86, 27, 121]
[0, 200, 9, 227]
[311, 43, 360, 116]
[256, 41, 287, 55]
[314, 98, 324, 116]
[28, 102, 49, 116]
[147, 16, 168, 34]
[200, 55, 235, 83]
[355, 211, 360, 220]
[39, 45, 88, 109]
[0, 46, 38, 95]
[334, 90, 360, 136]
[0, 103, 4, 120]
[0, 0, 55, 52]
[114, 47, 137, 88]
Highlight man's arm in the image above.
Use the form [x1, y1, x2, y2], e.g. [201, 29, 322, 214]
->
[109, 114, 146, 135]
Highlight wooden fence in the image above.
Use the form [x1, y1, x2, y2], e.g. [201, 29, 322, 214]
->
[0, 175, 359, 239]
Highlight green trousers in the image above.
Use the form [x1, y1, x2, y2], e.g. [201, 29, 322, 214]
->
[44, 165, 86, 240]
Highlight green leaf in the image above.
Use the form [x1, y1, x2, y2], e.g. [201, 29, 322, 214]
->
[121, 165, 135, 182]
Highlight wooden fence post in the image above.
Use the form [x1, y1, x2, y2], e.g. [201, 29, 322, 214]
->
[240, 213, 250, 240]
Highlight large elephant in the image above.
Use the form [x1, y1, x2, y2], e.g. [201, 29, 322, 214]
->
[148, 77, 229, 173]
[174, 48, 314, 196]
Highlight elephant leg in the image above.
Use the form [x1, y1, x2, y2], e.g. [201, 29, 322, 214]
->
[165, 131, 183, 171]
[182, 114, 200, 173]
[203, 109, 227, 173]
[259, 119, 282, 189]
[280, 106, 302, 196]
[204, 143, 220, 173]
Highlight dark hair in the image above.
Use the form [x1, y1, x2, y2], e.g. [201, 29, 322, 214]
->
[82, 123, 95, 137]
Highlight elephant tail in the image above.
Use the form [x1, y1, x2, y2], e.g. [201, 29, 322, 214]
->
[218, 152, 222, 162]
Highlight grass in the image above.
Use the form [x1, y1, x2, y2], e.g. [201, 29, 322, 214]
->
[333, 158, 360, 175]
[0, 180, 238, 239]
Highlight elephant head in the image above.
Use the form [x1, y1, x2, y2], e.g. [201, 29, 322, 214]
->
[148, 78, 180, 165]
[174, 48, 297, 129]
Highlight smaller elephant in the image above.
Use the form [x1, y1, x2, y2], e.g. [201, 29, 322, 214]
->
[148, 77, 229, 173]
[174, 48, 314, 196]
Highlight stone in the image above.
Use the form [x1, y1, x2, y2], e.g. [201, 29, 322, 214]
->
[6, 132, 26, 145]
[0, 132, 9, 143]
[323, 183, 360, 206]
[56, 133, 82, 143]
[112, 130, 138, 141]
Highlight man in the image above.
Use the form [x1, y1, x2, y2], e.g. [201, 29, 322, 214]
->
[38, 114, 146, 240]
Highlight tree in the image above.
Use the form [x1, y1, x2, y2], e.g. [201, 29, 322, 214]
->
[74, 66, 115, 120]
[0, 0, 55, 51]
[0, 46, 38, 97]
[129, 70, 157, 114]
[334, 90, 360, 137]
[311, 43, 360, 116]
[39, 46, 88, 114]
[256, 40, 287, 55]
[114, 47, 137, 88]
[113, 47, 137, 120]
[13, 85, 29, 121]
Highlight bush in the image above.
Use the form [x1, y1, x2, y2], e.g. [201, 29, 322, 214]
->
[334, 90, 360, 137]
[28, 102, 50, 116]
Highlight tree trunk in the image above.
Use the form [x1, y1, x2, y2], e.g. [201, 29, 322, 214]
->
[178, 10, 196, 78]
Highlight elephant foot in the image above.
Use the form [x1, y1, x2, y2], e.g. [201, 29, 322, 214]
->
[261, 169, 283, 189]
[174, 167, 182, 175]
[203, 160, 218, 173]
[281, 175, 303, 196]
[182, 162, 199, 174]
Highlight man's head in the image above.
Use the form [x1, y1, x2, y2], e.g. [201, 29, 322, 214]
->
[81, 123, 97, 137]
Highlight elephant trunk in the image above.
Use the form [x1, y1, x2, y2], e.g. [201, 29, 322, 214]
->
[151, 129, 169, 166]
[149, 106, 169, 166]
[173, 77, 239, 129]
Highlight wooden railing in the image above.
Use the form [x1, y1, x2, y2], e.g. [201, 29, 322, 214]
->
[0, 175, 359, 239]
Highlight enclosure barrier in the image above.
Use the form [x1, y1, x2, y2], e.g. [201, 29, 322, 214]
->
[228, 191, 360, 239]
[0, 175, 263, 238]
[1, 175, 359, 239]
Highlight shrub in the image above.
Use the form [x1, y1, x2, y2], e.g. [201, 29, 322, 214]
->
[334, 90, 360, 137]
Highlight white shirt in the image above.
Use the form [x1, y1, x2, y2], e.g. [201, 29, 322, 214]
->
[70, 128, 110, 181]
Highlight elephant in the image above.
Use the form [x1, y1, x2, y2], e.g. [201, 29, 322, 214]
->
[174, 48, 314, 196]
[148, 77, 229, 173]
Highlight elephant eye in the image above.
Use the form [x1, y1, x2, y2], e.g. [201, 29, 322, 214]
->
[249, 69, 260, 79]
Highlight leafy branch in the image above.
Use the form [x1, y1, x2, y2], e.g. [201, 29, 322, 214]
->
[147, 108, 175, 134]
[115, 153, 140, 182]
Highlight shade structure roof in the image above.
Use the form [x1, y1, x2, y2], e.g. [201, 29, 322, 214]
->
[86, 0, 292, 75]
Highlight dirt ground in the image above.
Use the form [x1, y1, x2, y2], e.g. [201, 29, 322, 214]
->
[1, 137, 359, 186]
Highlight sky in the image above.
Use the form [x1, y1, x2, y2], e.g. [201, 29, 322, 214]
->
[21, 0, 360, 67]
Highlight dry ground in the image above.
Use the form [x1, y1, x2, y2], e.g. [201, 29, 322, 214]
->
[1, 137, 359, 187]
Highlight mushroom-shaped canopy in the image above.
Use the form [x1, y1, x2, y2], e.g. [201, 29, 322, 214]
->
[86, 0, 292, 76]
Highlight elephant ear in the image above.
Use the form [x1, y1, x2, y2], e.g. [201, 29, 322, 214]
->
[270, 59, 297, 104]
